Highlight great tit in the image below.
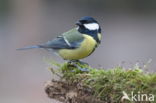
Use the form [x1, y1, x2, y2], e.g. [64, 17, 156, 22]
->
[17, 16, 102, 61]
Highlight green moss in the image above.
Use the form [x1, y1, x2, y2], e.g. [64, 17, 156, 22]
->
[49, 62, 156, 103]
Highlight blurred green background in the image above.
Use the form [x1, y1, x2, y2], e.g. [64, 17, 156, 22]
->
[0, 0, 156, 103]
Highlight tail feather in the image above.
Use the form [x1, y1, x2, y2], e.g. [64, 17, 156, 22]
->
[16, 45, 40, 50]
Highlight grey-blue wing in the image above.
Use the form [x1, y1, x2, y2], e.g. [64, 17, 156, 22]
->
[39, 36, 83, 49]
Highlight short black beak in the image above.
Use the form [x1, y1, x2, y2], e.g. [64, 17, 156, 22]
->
[75, 21, 82, 26]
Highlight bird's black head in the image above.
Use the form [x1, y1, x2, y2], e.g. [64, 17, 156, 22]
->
[76, 16, 98, 24]
[76, 16, 101, 43]
[76, 16, 101, 33]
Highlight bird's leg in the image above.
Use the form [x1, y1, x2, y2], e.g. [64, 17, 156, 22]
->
[69, 60, 89, 65]
[77, 60, 89, 65]
[67, 60, 89, 72]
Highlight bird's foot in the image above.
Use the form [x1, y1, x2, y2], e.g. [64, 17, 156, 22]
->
[67, 60, 89, 72]
[69, 60, 89, 65]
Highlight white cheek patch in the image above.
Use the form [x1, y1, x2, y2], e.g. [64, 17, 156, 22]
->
[84, 23, 99, 30]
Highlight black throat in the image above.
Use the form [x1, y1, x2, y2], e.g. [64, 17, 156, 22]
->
[78, 26, 101, 43]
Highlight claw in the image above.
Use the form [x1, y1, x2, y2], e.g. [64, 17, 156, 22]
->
[77, 67, 89, 72]
[67, 60, 89, 72]
[69, 60, 89, 65]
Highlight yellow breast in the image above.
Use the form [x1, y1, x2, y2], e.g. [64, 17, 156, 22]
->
[58, 35, 97, 60]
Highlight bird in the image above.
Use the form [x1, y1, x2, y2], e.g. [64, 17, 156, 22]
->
[17, 16, 102, 68]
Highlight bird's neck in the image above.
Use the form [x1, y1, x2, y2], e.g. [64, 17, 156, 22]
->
[78, 27, 101, 43]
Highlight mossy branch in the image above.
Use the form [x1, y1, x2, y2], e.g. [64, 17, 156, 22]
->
[44, 62, 156, 103]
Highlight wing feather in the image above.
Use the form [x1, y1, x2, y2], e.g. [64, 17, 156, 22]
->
[40, 28, 84, 49]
